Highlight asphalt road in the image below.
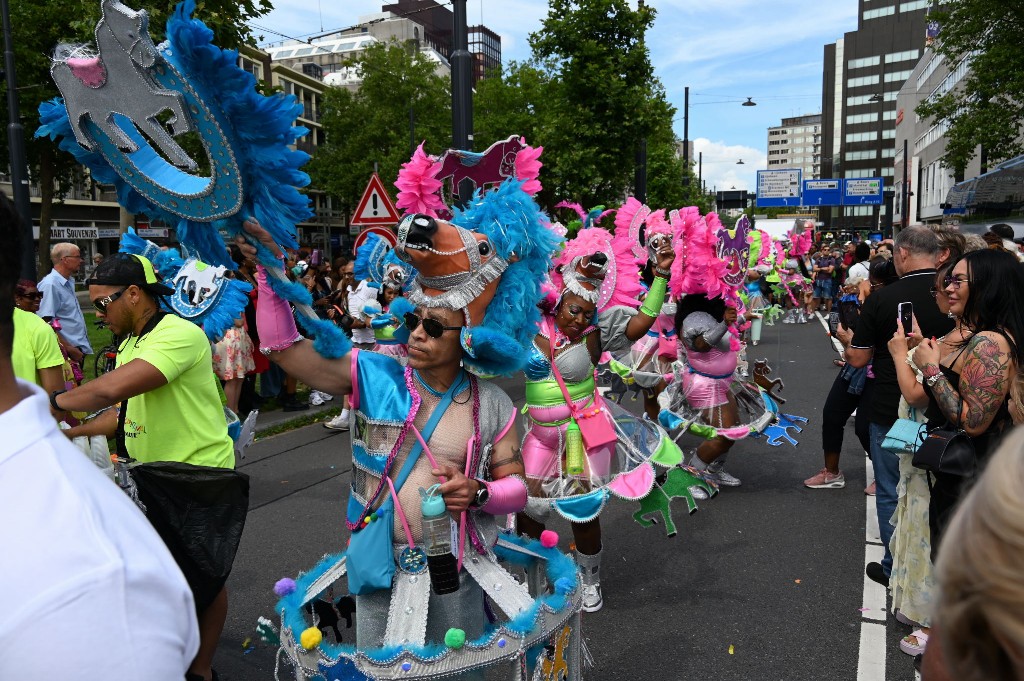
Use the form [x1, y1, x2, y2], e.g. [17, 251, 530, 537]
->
[214, 318, 919, 681]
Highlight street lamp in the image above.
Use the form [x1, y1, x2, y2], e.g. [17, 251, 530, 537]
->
[736, 159, 745, 165]
[742, 97, 757, 107]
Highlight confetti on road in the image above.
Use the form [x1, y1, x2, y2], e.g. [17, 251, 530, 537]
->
[728, 645, 735, 655]
[794, 579, 801, 584]
[858, 607, 870, 612]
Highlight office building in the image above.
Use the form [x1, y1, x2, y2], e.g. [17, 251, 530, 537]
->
[820, 0, 931, 230]
[766, 114, 823, 181]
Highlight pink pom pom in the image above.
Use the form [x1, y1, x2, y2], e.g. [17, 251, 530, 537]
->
[273, 577, 297, 597]
[540, 530, 559, 548]
[394, 142, 445, 217]
[513, 140, 543, 196]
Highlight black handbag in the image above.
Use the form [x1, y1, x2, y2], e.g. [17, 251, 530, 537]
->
[912, 393, 977, 477]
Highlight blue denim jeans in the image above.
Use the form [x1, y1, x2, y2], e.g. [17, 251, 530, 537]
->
[869, 421, 901, 575]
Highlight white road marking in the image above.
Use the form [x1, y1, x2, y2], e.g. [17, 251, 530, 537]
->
[859, 457, 888, 679]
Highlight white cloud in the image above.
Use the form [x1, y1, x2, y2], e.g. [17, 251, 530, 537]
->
[693, 138, 766, 193]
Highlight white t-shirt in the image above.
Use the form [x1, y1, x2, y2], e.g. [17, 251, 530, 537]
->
[847, 260, 870, 281]
[348, 280, 377, 345]
[0, 381, 199, 679]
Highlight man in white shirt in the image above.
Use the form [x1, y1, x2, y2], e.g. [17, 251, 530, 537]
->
[0, 195, 199, 679]
[37, 242, 93, 368]
[323, 268, 376, 430]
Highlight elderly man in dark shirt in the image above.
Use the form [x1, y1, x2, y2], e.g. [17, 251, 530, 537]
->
[836, 226, 953, 586]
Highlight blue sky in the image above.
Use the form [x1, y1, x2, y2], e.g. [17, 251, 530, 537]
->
[253, 0, 860, 193]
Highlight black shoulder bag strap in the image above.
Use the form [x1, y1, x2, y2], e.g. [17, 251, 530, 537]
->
[114, 310, 168, 460]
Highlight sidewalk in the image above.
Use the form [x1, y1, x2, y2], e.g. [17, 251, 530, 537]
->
[253, 400, 337, 435]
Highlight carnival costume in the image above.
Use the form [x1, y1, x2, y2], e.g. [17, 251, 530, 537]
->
[658, 208, 774, 445]
[262, 142, 590, 679]
[517, 211, 685, 612]
[774, 225, 814, 324]
[354, 233, 412, 361]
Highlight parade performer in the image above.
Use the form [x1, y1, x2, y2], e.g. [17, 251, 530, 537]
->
[517, 218, 680, 613]
[776, 225, 814, 324]
[353, 233, 412, 361]
[658, 208, 774, 494]
[252, 168, 588, 678]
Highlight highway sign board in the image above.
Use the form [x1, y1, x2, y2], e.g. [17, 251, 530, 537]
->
[802, 179, 843, 206]
[756, 169, 802, 207]
[843, 178, 884, 205]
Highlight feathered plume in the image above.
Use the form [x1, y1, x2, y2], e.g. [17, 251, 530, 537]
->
[394, 142, 446, 217]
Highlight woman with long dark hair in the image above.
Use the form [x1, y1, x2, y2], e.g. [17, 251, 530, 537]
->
[912, 249, 1024, 554]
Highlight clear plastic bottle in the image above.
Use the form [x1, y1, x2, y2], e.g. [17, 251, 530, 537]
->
[419, 484, 460, 594]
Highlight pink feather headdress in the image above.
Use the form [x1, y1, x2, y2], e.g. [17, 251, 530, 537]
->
[787, 221, 814, 257]
[394, 136, 543, 220]
[669, 207, 729, 301]
[548, 224, 642, 314]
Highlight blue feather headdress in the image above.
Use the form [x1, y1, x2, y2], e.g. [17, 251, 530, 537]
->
[36, 0, 349, 359]
[392, 178, 560, 377]
[353, 233, 390, 288]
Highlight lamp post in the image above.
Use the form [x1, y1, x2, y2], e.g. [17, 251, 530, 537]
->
[2, 0, 35, 279]
[450, 0, 473, 206]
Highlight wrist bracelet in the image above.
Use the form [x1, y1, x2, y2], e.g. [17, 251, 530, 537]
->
[654, 266, 671, 278]
[50, 390, 67, 411]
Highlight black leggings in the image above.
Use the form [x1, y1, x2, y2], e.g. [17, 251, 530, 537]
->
[821, 370, 872, 454]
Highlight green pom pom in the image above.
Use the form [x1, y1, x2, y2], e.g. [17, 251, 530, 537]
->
[444, 628, 466, 649]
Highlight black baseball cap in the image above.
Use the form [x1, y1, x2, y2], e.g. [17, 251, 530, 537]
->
[88, 253, 175, 296]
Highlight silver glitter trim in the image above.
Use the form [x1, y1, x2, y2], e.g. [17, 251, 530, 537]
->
[384, 568, 431, 647]
[462, 551, 533, 620]
[407, 256, 509, 311]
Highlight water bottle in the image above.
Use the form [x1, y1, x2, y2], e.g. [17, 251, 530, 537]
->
[419, 484, 460, 595]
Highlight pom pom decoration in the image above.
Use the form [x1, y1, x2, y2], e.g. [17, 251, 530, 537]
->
[444, 628, 467, 649]
[540, 530, 559, 549]
[300, 626, 323, 650]
[394, 142, 446, 217]
[273, 577, 297, 597]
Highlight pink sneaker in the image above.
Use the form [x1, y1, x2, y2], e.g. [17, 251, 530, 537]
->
[865, 481, 876, 496]
[804, 468, 846, 489]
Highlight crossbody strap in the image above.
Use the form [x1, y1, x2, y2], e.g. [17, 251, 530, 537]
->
[392, 372, 463, 492]
[114, 311, 168, 460]
[546, 318, 583, 415]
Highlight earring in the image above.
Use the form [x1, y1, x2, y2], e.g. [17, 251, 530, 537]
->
[459, 358, 464, 368]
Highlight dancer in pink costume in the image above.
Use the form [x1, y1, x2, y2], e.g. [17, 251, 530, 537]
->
[517, 214, 680, 613]
[658, 208, 773, 494]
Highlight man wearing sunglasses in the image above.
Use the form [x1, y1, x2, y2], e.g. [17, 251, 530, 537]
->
[37, 242, 92, 375]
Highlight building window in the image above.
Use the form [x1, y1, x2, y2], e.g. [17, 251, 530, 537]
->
[845, 150, 878, 161]
[846, 112, 879, 125]
[882, 129, 896, 139]
[846, 131, 879, 143]
[863, 5, 896, 20]
[884, 69, 914, 83]
[899, 0, 929, 11]
[848, 55, 880, 69]
[848, 75, 880, 88]
[885, 49, 920, 64]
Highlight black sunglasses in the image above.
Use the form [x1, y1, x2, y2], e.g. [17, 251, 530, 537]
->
[93, 288, 126, 313]
[17, 291, 43, 300]
[403, 311, 461, 339]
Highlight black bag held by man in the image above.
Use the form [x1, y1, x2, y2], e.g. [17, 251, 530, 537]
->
[117, 396, 250, 613]
[912, 392, 977, 478]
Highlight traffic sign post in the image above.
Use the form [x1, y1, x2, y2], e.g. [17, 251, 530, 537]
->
[351, 173, 402, 226]
[843, 178, 884, 206]
[802, 179, 843, 206]
[756, 169, 802, 207]
[352, 225, 398, 254]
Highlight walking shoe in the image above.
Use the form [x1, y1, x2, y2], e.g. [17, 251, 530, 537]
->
[705, 465, 742, 487]
[865, 481, 876, 496]
[581, 583, 603, 613]
[804, 468, 846, 489]
[309, 390, 326, 406]
[324, 411, 350, 431]
[866, 561, 889, 587]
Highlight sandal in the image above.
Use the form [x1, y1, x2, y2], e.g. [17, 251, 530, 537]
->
[899, 629, 929, 656]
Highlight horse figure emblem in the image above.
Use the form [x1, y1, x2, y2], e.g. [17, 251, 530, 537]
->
[435, 135, 527, 210]
[50, 0, 196, 170]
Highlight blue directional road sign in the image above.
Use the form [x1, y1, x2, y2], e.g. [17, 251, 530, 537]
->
[843, 178, 884, 206]
[802, 179, 843, 206]
[756, 169, 802, 207]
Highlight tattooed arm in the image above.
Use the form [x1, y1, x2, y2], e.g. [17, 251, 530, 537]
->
[489, 426, 525, 481]
[923, 333, 1013, 437]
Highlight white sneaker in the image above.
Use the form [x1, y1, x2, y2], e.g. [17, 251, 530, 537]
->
[309, 390, 325, 406]
[324, 412, 350, 430]
[581, 583, 603, 613]
[320, 392, 334, 402]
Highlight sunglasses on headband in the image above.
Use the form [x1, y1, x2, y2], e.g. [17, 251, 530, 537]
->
[403, 311, 461, 339]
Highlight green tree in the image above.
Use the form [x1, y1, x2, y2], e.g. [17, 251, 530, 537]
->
[309, 41, 451, 218]
[915, 1, 1024, 173]
[4, 0, 271, 274]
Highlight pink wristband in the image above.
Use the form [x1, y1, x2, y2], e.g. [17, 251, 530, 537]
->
[479, 475, 528, 515]
[256, 265, 302, 354]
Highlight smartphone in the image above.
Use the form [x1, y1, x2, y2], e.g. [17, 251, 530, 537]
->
[898, 302, 914, 335]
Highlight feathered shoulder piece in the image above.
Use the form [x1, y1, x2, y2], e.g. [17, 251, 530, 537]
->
[353, 232, 392, 288]
[670, 207, 728, 300]
[788, 221, 814, 257]
[550, 224, 641, 314]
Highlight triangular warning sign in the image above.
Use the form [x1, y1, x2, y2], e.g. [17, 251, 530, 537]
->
[351, 173, 401, 226]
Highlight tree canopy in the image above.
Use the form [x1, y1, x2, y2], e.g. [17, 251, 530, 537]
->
[309, 41, 451, 217]
[915, 0, 1024, 173]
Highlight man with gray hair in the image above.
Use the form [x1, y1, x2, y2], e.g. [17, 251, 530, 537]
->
[37, 242, 92, 374]
[837, 226, 954, 587]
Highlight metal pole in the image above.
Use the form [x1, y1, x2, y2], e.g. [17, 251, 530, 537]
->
[682, 86, 690, 187]
[2, 0, 35, 279]
[901, 137, 909, 231]
[698, 151, 703, 186]
[450, 0, 474, 206]
[634, 138, 647, 203]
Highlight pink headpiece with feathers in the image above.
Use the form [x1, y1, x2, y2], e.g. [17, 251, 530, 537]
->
[549, 221, 642, 314]
[394, 135, 542, 220]
[669, 207, 729, 300]
[787, 221, 814, 257]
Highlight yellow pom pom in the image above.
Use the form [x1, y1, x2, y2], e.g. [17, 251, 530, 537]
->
[300, 627, 323, 650]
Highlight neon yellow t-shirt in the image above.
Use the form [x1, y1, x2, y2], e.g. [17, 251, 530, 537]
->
[116, 313, 234, 469]
[12, 308, 64, 385]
